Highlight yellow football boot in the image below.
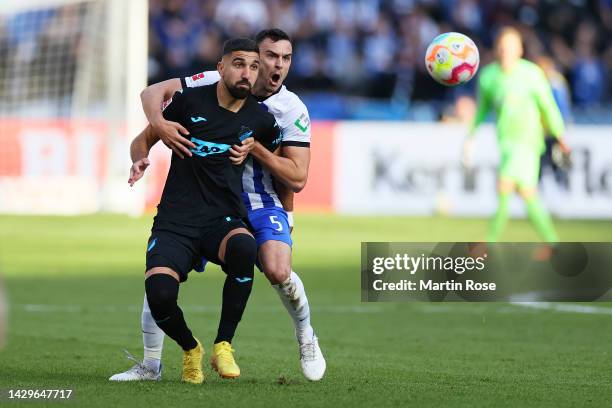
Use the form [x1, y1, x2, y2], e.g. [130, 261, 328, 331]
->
[181, 338, 204, 384]
[210, 341, 240, 379]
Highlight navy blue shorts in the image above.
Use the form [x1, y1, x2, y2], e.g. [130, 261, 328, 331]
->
[145, 216, 249, 282]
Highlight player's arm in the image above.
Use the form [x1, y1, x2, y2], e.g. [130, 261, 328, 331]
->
[140, 78, 195, 158]
[463, 73, 490, 166]
[251, 143, 310, 192]
[128, 125, 160, 186]
[140, 78, 182, 125]
[129, 89, 187, 186]
[140, 72, 222, 158]
[275, 181, 295, 232]
[269, 145, 296, 231]
[252, 102, 312, 192]
[268, 145, 296, 211]
[469, 73, 491, 136]
[276, 180, 294, 212]
[130, 125, 160, 162]
[534, 69, 569, 151]
[228, 137, 255, 166]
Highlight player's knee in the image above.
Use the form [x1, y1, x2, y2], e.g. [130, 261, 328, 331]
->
[144, 274, 179, 319]
[225, 233, 257, 276]
[264, 263, 291, 285]
[519, 187, 537, 200]
[498, 183, 514, 194]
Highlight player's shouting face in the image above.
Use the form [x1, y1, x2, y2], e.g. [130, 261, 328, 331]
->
[258, 37, 292, 94]
[219, 50, 260, 99]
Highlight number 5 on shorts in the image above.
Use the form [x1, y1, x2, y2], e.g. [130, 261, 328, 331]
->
[269, 215, 283, 232]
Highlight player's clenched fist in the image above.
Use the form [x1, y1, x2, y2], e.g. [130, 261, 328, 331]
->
[128, 158, 151, 187]
[229, 137, 255, 166]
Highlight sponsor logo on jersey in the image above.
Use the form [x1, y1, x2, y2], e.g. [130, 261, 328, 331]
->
[294, 113, 310, 133]
[238, 126, 253, 141]
[189, 137, 231, 157]
[191, 116, 207, 123]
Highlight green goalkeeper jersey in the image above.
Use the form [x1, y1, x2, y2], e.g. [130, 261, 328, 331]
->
[470, 59, 565, 154]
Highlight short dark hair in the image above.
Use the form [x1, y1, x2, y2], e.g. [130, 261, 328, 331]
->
[254, 28, 291, 45]
[222, 38, 259, 56]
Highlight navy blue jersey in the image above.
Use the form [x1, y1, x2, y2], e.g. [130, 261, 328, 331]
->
[155, 84, 281, 231]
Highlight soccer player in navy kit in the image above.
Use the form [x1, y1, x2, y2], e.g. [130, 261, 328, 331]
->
[140, 38, 280, 384]
[112, 30, 325, 383]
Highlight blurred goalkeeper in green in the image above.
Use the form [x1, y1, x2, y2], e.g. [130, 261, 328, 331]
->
[463, 27, 570, 243]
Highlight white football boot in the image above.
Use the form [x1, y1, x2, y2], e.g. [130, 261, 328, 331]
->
[109, 350, 161, 381]
[299, 334, 326, 381]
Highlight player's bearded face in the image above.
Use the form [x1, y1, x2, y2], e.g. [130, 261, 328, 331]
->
[222, 52, 259, 99]
[226, 77, 252, 99]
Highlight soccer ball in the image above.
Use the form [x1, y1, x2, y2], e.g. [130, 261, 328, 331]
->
[425, 32, 479, 86]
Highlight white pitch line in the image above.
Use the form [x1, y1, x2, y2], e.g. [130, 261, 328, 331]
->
[16, 302, 612, 316]
[14, 303, 387, 314]
[511, 302, 612, 315]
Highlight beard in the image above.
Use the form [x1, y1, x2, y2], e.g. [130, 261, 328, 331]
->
[225, 78, 251, 99]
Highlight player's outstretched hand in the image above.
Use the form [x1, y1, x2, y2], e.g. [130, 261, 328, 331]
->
[128, 158, 150, 187]
[152, 119, 194, 159]
[557, 138, 571, 154]
[229, 137, 255, 166]
[553, 138, 572, 170]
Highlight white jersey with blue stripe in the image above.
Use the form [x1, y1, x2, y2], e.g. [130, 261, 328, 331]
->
[181, 71, 311, 211]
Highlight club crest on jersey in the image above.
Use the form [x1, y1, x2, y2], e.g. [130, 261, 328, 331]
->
[189, 137, 231, 157]
[238, 126, 254, 141]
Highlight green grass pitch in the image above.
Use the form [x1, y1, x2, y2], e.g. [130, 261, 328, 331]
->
[0, 214, 611, 407]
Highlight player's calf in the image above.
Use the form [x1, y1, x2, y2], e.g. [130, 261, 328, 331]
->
[141, 294, 165, 373]
[144, 272, 197, 351]
[213, 232, 257, 379]
[215, 232, 257, 344]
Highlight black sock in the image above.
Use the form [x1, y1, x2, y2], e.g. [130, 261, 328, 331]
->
[145, 274, 197, 351]
[215, 234, 257, 344]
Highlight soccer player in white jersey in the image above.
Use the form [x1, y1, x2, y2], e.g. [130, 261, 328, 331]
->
[110, 29, 325, 382]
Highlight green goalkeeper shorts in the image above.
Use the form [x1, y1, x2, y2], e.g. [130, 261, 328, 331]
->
[499, 146, 541, 188]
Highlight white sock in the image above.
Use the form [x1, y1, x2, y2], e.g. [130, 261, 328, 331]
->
[274, 271, 314, 344]
[142, 294, 164, 372]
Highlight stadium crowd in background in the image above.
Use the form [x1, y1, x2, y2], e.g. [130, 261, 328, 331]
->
[0, 0, 610, 120]
[148, 0, 612, 120]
